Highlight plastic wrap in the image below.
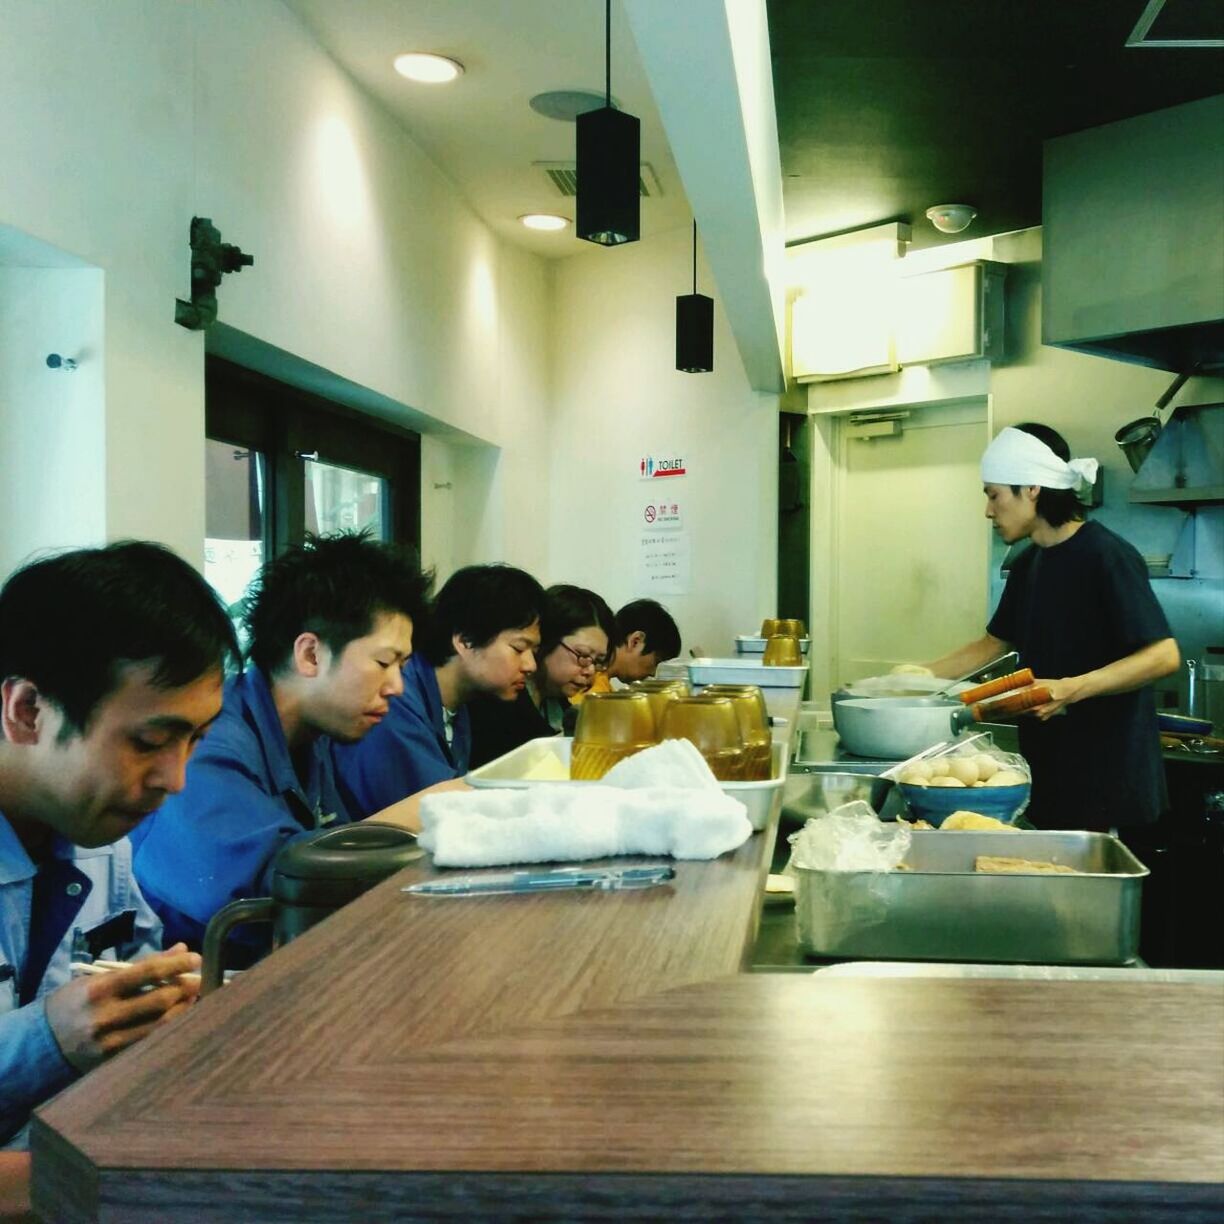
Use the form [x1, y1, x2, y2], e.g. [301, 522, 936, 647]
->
[786, 800, 912, 873]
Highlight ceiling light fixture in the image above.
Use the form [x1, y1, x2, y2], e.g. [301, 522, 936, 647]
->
[519, 213, 570, 231]
[676, 221, 713, 373]
[529, 90, 615, 122]
[925, 204, 977, 235]
[575, 0, 640, 246]
[393, 53, 464, 84]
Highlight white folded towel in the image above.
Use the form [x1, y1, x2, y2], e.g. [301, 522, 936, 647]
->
[418, 740, 752, 867]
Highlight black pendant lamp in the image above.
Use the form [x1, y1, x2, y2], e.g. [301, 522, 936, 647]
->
[676, 221, 714, 373]
[576, 0, 640, 246]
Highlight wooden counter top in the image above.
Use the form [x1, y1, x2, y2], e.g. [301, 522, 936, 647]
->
[32, 819, 1224, 1221]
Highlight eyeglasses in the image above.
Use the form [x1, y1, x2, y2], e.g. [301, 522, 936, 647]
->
[557, 640, 608, 671]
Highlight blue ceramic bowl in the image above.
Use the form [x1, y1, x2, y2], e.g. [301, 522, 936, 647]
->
[899, 781, 1030, 827]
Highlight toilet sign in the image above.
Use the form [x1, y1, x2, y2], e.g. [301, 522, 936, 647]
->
[639, 455, 687, 480]
[642, 499, 682, 530]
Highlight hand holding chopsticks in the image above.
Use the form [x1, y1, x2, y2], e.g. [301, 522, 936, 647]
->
[48, 944, 202, 1073]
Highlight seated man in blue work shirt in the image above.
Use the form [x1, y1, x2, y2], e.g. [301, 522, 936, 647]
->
[335, 564, 544, 817]
[132, 533, 430, 950]
[0, 541, 237, 1151]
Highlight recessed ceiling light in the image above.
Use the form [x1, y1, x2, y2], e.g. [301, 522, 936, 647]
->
[393, 53, 464, 84]
[519, 214, 570, 232]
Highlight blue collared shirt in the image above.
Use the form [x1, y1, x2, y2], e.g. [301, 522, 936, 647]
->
[131, 667, 350, 948]
[333, 652, 471, 818]
[0, 813, 162, 1150]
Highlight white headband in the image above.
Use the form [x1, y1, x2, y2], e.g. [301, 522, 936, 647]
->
[980, 427, 1099, 490]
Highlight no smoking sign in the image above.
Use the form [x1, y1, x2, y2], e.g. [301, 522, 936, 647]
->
[642, 500, 682, 530]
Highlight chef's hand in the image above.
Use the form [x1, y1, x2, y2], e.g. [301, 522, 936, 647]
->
[1027, 677, 1081, 720]
[44, 944, 201, 1074]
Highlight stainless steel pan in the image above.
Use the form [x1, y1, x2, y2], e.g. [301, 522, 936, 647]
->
[835, 697, 970, 759]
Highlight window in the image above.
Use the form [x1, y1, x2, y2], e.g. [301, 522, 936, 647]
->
[205, 356, 420, 614]
[204, 439, 267, 619]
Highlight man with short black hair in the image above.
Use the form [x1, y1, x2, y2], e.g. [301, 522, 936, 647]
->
[606, 599, 681, 684]
[0, 541, 238, 1150]
[132, 533, 431, 948]
[926, 423, 1179, 830]
[335, 564, 543, 816]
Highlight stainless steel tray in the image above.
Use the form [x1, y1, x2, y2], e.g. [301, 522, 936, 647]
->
[688, 657, 809, 688]
[736, 635, 810, 655]
[793, 830, 1148, 965]
[465, 737, 788, 831]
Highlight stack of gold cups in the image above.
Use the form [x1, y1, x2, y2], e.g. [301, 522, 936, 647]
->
[760, 616, 805, 667]
[698, 685, 772, 780]
[655, 695, 746, 780]
[571, 680, 774, 783]
[570, 691, 657, 780]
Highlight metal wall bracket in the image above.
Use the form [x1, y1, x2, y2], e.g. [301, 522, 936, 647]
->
[175, 216, 254, 331]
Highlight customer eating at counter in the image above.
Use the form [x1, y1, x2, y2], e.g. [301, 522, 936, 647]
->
[334, 564, 544, 817]
[468, 584, 616, 768]
[605, 599, 682, 684]
[131, 533, 431, 949]
[923, 423, 1179, 832]
[0, 542, 237, 1150]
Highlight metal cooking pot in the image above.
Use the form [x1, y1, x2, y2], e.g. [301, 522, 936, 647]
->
[201, 822, 423, 993]
[835, 697, 971, 760]
[830, 691, 959, 745]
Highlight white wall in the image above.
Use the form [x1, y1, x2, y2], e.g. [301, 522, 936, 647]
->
[550, 223, 779, 656]
[0, 0, 782, 648]
[0, 264, 105, 575]
[0, 0, 552, 575]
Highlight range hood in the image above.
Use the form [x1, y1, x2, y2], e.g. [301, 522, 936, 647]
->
[1130, 403, 1224, 506]
[1043, 96, 1224, 374]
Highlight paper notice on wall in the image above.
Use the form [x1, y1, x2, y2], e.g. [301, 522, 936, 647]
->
[636, 531, 690, 595]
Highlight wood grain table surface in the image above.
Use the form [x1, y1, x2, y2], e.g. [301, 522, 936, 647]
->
[31, 815, 1224, 1222]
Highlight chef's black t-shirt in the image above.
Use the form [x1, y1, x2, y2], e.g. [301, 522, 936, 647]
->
[988, 520, 1172, 830]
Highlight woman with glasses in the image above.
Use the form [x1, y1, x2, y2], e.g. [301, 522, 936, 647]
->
[468, 584, 616, 769]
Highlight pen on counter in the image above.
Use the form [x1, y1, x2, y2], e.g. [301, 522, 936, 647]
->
[403, 864, 676, 897]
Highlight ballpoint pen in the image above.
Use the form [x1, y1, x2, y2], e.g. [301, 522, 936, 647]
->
[402, 864, 676, 897]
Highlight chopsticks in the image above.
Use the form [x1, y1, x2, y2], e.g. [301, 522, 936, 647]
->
[70, 958, 201, 982]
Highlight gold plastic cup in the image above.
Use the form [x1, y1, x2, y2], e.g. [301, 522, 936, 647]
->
[571, 691, 656, 780]
[700, 685, 771, 780]
[762, 634, 802, 666]
[759, 617, 782, 637]
[657, 695, 746, 781]
[777, 618, 806, 638]
[631, 678, 690, 696]
[628, 678, 688, 730]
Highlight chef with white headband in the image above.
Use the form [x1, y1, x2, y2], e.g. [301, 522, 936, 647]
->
[921, 422, 1180, 836]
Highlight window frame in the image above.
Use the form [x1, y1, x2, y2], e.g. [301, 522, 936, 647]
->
[205, 356, 421, 557]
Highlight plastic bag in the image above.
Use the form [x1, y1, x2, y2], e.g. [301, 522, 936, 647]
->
[881, 730, 1032, 824]
[882, 730, 1030, 789]
[787, 800, 912, 873]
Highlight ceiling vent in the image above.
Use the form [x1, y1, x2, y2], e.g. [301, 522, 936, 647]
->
[534, 161, 663, 199]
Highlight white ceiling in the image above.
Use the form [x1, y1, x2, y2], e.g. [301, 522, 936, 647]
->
[283, 0, 693, 258]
